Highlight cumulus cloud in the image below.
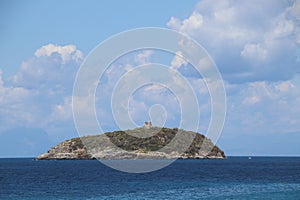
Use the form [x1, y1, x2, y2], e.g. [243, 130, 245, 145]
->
[50, 96, 73, 122]
[11, 44, 83, 91]
[144, 84, 165, 91]
[240, 43, 268, 61]
[0, 44, 82, 138]
[0, 70, 31, 105]
[167, 12, 204, 34]
[275, 81, 294, 92]
[166, 0, 300, 149]
[35, 43, 83, 64]
[170, 51, 188, 70]
[134, 50, 153, 65]
[167, 0, 300, 83]
[242, 96, 260, 105]
[94, 44, 300, 138]
[225, 77, 300, 134]
[127, 84, 181, 128]
[0, 70, 37, 132]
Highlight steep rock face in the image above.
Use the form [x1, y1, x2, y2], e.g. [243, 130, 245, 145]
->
[36, 127, 225, 160]
[36, 137, 91, 160]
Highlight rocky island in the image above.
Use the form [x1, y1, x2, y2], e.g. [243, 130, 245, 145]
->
[36, 127, 225, 160]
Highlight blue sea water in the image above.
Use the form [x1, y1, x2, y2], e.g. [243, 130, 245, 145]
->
[0, 157, 300, 199]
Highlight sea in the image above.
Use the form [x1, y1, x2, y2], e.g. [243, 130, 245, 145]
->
[1, 157, 300, 199]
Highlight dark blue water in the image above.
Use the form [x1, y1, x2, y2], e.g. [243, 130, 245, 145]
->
[1, 157, 300, 199]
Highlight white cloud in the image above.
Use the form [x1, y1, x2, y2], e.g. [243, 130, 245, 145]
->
[167, 0, 300, 83]
[242, 96, 260, 105]
[144, 84, 165, 91]
[35, 44, 83, 64]
[0, 44, 82, 136]
[167, 17, 181, 31]
[275, 81, 294, 92]
[170, 51, 188, 70]
[0, 70, 38, 131]
[11, 44, 82, 91]
[0, 69, 32, 105]
[189, 78, 209, 95]
[128, 97, 148, 122]
[273, 19, 295, 38]
[289, 0, 300, 19]
[134, 50, 153, 65]
[226, 78, 300, 134]
[168, 12, 203, 34]
[50, 96, 73, 122]
[241, 43, 268, 61]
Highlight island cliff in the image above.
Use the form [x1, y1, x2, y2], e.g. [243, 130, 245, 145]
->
[36, 127, 225, 160]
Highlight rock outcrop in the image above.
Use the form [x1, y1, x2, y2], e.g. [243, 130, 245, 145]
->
[36, 127, 225, 160]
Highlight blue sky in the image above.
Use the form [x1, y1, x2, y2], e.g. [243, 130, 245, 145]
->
[1, 0, 300, 157]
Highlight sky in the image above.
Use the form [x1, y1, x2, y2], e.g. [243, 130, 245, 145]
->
[0, 0, 300, 157]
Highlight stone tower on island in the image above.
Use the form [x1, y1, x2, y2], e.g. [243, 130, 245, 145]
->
[144, 121, 152, 129]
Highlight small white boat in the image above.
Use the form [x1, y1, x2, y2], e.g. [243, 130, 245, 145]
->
[248, 157, 252, 160]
